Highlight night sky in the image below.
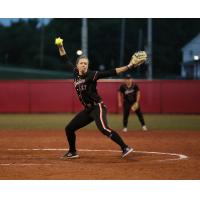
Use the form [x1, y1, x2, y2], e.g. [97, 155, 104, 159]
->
[0, 18, 51, 26]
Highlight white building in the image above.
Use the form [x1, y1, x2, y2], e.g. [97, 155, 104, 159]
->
[181, 33, 200, 79]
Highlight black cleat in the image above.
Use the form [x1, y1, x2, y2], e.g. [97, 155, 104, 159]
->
[122, 147, 133, 158]
[60, 151, 79, 160]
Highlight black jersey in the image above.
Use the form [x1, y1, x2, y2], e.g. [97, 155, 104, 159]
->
[119, 83, 139, 104]
[63, 55, 117, 107]
[73, 68, 116, 107]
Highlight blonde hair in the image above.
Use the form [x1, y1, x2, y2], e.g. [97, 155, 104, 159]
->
[76, 55, 89, 65]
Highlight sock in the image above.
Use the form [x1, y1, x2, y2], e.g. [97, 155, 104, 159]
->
[66, 131, 76, 152]
[109, 131, 127, 150]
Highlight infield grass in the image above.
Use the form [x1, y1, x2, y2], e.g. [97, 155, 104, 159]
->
[0, 114, 200, 131]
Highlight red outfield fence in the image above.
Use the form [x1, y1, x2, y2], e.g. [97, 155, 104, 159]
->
[0, 80, 200, 113]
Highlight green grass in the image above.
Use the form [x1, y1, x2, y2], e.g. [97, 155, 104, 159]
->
[0, 114, 200, 131]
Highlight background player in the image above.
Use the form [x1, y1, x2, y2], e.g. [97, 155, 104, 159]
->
[118, 74, 148, 132]
[55, 37, 147, 159]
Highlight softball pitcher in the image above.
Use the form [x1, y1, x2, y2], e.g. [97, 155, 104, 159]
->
[55, 37, 147, 159]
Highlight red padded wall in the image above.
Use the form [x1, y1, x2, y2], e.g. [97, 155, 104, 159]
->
[138, 81, 161, 113]
[98, 81, 119, 113]
[0, 81, 29, 113]
[0, 80, 200, 113]
[30, 80, 74, 113]
[161, 80, 200, 113]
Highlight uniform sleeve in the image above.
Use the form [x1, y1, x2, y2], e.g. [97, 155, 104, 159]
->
[61, 54, 75, 70]
[134, 84, 140, 92]
[73, 67, 79, 78]
[86, 71, 97, 82]
[92, 69, 117, 81]
[118, 85, 124, 93]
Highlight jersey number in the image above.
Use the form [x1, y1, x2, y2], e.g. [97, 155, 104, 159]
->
[80, 84, 87, 91]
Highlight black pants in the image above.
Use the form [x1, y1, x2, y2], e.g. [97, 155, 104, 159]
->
[123, 102, 146, 128]
[65, 103, 128, 152]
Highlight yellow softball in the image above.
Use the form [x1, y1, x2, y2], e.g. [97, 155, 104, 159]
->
[55, 37, 63, 46]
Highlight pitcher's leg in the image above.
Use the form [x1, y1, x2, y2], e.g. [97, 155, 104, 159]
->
[91, 103, 133, 157]
[64, 109, 93, 158]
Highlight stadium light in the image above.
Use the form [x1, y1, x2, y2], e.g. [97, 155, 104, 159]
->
[193, 55, 199, 79]
[76, 50, 83, 56]
[194, 55, 199, 61]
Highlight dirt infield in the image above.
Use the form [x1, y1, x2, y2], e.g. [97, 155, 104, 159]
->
[0, 130, 200, 180]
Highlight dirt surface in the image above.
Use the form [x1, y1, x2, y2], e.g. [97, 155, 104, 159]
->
[0, 130, 200, 179]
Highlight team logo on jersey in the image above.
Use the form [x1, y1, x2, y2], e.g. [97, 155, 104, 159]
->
[125, 89, 134, 95]
[74, 79, 86, 87]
